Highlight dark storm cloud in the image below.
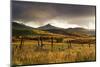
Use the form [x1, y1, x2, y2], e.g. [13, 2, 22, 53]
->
[12, 1, 96, 29]
[12, 1, 95, 20]
[12, 1, 58, 22]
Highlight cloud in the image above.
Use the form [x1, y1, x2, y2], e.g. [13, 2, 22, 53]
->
[12, 1, 96, 29]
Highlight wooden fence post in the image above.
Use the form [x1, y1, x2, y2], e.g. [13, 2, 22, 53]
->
[40, 36, 43, 48]
[51, 37, 53, 50]
[20, 36, 24, 49]
[37, 36, 40, 47]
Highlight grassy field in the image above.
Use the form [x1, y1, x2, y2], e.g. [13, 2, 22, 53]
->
[12, 37, 96, 66]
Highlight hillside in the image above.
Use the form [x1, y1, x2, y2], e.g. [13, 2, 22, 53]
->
[12, 22, 35, 30]
[12, 22, 64, 37]
[38, 24, 95, 37]
[12, 22, 95, 37]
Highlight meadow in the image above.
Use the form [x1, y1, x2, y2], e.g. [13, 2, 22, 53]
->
[12, 36, 96, 66]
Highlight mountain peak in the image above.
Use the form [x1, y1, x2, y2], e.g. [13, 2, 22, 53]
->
[45, 24, 52, 26]
[47, 24, 51, 26]
[38, 24, 62, 30]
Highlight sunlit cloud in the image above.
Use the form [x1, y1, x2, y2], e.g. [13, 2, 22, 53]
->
[24, 22, 39, 28]
[45, 19, 81, 29]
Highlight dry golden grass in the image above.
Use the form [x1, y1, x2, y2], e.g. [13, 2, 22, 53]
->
[12, 38, 96, 66]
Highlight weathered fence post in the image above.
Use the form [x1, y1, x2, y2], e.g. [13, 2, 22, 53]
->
[51, 37, 53, 50]
[37, 36, 40, 47]
[40, 36, 43, 48]
[20, 36, 24, 49]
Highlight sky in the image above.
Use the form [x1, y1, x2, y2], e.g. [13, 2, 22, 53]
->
[12, 1, 96, 29]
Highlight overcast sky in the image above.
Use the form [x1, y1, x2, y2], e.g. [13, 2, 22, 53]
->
[12, 1, 96, 29]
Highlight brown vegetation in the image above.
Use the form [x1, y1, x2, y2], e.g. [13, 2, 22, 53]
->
[12, 36, 96, 66]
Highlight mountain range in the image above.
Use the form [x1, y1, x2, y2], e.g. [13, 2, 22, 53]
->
[12, 22, 95, 37]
